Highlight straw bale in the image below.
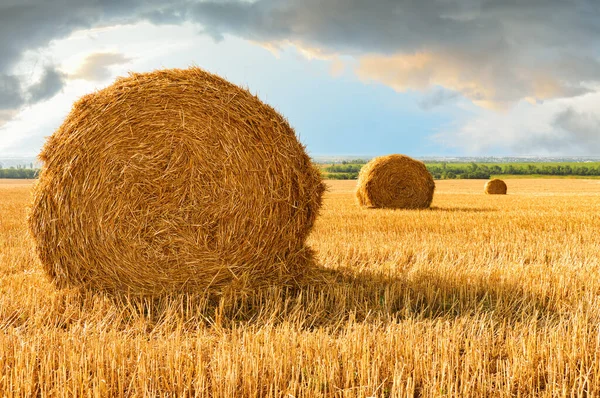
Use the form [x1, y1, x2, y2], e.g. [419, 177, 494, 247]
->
[484, 179, 507, 194]
[356, 154, 435, 209]
[28, 67, 324, 296]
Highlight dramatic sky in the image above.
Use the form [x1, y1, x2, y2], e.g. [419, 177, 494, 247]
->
[1, 0, 599, 157]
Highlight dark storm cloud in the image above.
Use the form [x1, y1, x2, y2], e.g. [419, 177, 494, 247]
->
[187, 0, 600, 55]
[0, 74, 24, 109]
[188, 0, 494, 53]
[0, 0, 188, 116]
[0, 0, 187, 71]
[28, 66, 66, 103]
[187, 0, 600, 108]
[1, 0, 600, 115]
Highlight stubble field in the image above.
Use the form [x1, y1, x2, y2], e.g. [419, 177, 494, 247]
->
[1, 179, 600, 397]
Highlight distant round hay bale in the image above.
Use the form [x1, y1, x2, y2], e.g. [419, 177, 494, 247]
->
[356, 154, 435, 209]
[484, 179, 507, 195]
[28, 67, 324, 296]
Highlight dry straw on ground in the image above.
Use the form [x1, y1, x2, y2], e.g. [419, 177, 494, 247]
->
[28, 67, 325, 296]
[4, 180, 600, 395]
[356, 154, 435, 209]
[485, 179, 508, 195]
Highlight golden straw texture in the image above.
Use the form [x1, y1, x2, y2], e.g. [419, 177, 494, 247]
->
[484, 179, 508, 195]
[28, 67, 325, 296]
[356, 154, 435, 209]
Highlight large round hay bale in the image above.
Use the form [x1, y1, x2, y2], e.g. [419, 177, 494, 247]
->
[356, 154, 435, 209]
[28, 67, 324, 296]
[484, 179, 507, 194]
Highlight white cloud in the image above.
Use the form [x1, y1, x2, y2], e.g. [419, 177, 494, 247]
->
[70, 52, 131, 81]
[435, 90, 600, 155]
[355, 51, 593, 110]
[0, 22, 292, 156]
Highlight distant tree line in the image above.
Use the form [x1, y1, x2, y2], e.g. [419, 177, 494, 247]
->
[323, 162, 600, 180]
[3, 161, 600, 180]
[427, 162, 600, 179]
[325, 172, 359, 180]
[325, 164, 363, 173]
[339, 159, 369, 165]
[0, 166, 39, 179]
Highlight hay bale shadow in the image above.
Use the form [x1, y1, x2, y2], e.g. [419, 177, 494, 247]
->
[80, 262, 559, 332]
[429, 206, 497, 213]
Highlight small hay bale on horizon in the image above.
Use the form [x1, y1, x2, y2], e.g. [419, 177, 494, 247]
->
[28, 67, 325, 296]
[484, 179, 508, 195]
[356, 154, 435, 209]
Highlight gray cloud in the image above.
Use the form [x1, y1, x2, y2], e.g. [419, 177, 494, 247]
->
[0, 74, 24, 109]
[142, 7, 187, 25]
[419, 88, 461, 110]
[1, 0, 600, 126]
[71, 52, 132, 81]
[0, 1, 187, 70]
[0, 0, 188, 114]
[0, 74, 25, 126]
[549, 107, 600, 153]
[28, 66, 66, 103]
[434, 91, 600, 156]
[188, 0, 495, 54]
[2, 1, 599, 97]
[188, 0, 600, 108]
[188, 0, 600, 54]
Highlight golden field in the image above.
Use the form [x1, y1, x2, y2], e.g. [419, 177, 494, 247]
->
[1, 178, 600, 397]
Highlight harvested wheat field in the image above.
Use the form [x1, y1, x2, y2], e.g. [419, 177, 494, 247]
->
[2, 178, 600, 396]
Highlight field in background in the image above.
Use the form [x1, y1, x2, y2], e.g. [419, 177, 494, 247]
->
[1, 179, 600, 396]
[490, 174, 600, 179]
